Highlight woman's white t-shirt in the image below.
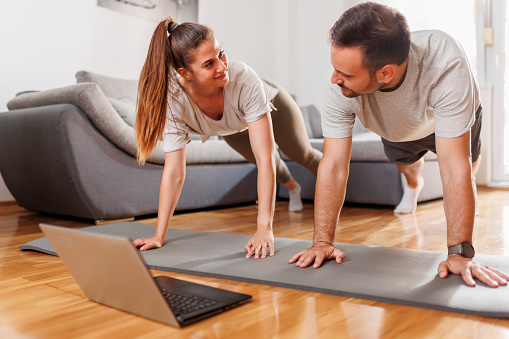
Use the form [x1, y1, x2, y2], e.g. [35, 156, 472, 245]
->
[162, 60, 279, 152]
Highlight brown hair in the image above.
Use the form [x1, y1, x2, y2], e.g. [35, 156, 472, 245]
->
[135, 17, 213, 164]
[329, 2, 410, 76]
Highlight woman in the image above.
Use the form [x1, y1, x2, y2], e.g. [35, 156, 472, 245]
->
[132, 18, 322, 259]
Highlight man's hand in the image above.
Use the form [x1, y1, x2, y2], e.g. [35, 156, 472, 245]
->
[438, 254, 509, 287]
[245, 229, 275, 259]
[132, 236, 164, 251]
[289, 243, 346, 268]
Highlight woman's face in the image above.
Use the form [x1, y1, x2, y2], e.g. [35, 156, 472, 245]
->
[180, 37, 229, 88]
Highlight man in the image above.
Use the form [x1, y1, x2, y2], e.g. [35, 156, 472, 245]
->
[289, 2, 509, 287]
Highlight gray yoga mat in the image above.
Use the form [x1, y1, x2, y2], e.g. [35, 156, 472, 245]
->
[20, 222, 509, 318]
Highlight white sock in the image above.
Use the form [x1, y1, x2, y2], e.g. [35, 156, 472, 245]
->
[394, 176, 424, 214]
[288, 183, 303, 212]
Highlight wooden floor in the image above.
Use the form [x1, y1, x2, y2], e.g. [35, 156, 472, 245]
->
[1, 186, 509, 338]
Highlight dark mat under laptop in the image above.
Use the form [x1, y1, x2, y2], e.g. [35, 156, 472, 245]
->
[20, 222, 509, 318]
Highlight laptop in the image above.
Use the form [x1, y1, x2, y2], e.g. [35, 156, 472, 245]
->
[39, 223, 252, 327]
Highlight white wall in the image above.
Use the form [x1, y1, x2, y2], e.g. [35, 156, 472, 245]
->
[0, 0, 158, 201]
[0, 1, 158, 112]
[198, 0, 358, 107]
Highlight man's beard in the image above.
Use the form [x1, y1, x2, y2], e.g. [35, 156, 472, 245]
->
[339, 77, 386, 98]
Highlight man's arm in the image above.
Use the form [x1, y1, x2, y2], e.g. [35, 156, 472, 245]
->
[436, 131, 509, 287]
[435, 132, 475, 246]
[289, 136, 352, 268]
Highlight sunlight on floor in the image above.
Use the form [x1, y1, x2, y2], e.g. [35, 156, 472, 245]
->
[504, 206, 509, 255]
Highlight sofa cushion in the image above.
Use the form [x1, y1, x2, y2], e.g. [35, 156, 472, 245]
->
[350, 131, 438, 162]
[284, 132, 437, 162]
[107, 97, 136, 127]
[76, 71, 138, 103]
[302, 132, 437, 162]
[350, 132, 389, 161]
[185, 139, 247, 164]
[7, 83, 143, 160]
[306, 134, 437, 162]
[300, 105, 323, 138]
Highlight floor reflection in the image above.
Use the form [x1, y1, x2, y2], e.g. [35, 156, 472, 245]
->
[503, 206, 509, 256]
[394, 212, 425, 249]
[341, 302, 385, 339]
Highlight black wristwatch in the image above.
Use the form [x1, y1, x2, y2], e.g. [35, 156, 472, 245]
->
[448, 242, 475, 258]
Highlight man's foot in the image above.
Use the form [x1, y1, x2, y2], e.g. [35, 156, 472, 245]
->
[289, 183, 303, 212]
[394, 177, 424, 214]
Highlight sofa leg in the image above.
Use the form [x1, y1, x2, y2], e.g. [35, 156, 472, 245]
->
[94, 217, 135, 225]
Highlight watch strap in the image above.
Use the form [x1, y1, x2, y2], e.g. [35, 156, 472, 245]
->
[448, 242, 475, 258]
[448, 243, 463, 256]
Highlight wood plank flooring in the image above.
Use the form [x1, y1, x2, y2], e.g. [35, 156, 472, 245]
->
[1, 187, 509, 338]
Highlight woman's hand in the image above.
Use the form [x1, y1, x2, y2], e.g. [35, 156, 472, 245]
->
[245, 229, 275, 259]
[132, 236, 164, 251]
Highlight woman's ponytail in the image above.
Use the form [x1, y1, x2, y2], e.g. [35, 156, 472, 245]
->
[135, 18, 174, 164]
[135, 18, 214, 164]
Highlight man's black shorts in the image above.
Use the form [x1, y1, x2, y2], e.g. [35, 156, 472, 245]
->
[381, 105, 482, 165]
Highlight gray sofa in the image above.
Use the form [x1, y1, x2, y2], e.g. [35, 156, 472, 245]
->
[279, 106, 443, 205]
[0, 71, 443, 223]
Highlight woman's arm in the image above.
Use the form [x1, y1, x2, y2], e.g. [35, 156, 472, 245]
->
[132, 148, 187, 250]
[244, 113, 277, 259]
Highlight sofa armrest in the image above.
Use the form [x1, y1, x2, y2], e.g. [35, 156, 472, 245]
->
[0, 103, 165, 220]
[7, 83, 137, 154]
[6, 83, 169, 164]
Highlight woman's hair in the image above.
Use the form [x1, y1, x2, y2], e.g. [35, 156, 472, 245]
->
[328, 2, 410, 76]
[135, 17, 214, 164]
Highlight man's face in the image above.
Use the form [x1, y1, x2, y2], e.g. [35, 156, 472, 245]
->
[330, 44, 384, 98]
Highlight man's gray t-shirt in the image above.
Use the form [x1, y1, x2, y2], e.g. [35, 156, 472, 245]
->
[321, 30, 480, 142]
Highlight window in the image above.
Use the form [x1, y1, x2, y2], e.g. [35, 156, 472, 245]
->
[502, 3, 509, 177]
[486, 0, 509, 183]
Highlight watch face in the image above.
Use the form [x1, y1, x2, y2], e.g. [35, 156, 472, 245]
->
[462, 242, 475, 258]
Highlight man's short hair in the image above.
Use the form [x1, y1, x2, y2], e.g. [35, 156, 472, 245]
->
[329, 2, 411, 75]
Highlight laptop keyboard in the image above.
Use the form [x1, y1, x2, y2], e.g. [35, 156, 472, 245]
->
[161, 289, 218, 315]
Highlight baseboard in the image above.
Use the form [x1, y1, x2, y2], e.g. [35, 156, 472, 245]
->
[0, 200, 18, 207]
